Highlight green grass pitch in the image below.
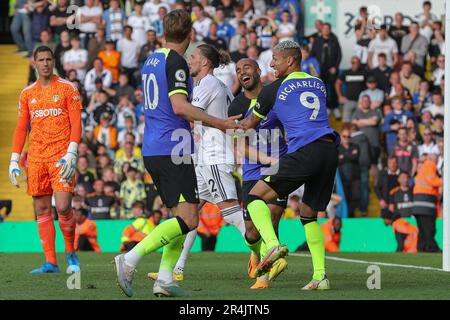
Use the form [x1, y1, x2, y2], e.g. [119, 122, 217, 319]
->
[1, 252, 449, 300]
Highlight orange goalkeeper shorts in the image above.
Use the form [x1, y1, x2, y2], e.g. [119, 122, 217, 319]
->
[27, 161, 75, 197]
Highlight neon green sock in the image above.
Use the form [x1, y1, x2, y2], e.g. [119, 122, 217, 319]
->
[304, 221, 326, 280]
[134, 218, 184, 256]
[245, 237, 262, 257]
[248, 200, 279, 249]
[159, 234, 187, 273]
[260, 240, 268, 260]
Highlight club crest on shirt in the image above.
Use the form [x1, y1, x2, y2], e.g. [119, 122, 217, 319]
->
[175, 69, 186, 82]
[53, 95, 59, 102]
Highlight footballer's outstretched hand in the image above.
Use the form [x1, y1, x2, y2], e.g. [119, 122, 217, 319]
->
[55, 142, 78, 181]
[9, 153, 21, 188]
[220, 114, 243, 132]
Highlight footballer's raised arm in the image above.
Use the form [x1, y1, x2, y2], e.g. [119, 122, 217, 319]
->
[241, 79, 281, 130]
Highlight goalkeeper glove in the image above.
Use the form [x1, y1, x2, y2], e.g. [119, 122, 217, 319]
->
[55, 142, 78, 181]
[9, 153, 21, 188]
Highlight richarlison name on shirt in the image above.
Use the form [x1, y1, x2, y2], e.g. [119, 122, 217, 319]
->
[278, 79, 326, 101]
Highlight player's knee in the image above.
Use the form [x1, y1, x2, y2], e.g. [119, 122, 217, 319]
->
[300, 216, 318, 226]
[55, 202, 71, 215]
[244, 220, 259, 240]
[300, 202, 317, 219]
[176, 215, 198, 234]
[34, 202, 51, 215]
[244, 194, 266, 212]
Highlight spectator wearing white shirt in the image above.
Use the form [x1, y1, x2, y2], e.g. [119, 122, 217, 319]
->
[192, 3, 213, 41]
[243, 0, 262, 22]
[213, 60, 239, 95]
[63, 35, 88, 81]
[258, 35, 278, 83]
[199, 0, 216, 19]
[432, 54, 445, 87]
[151, 6, 166, 39]
[246, 43, 268, 85]
[367, 25, 398, 69]
[116, 94, 136, 133]
[229, 5, 247, 30]
[84, 58, 113, 98]
[143, 0, 171, 23]
[416, 1, 438, 43]
[77, 0, 103, 48]
[424, 89, 444, 118]
[436, 140, 444, 176]
[276, 10, 296, 43]
[102, 0, 126, 42]
[116, 25, 140, 87]
[418, 128, 439, 157]
[127, 2, 151, 47]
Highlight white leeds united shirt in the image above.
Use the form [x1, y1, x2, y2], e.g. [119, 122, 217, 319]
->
[192, 74, 235, 166]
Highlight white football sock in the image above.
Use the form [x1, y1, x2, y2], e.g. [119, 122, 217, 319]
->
[124, 250, 141, 268]
[174, 229, 197, 274]
[157, 270, 173, 284]
[221, 205, 246, 237]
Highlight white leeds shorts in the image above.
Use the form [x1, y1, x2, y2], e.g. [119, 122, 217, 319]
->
[195, 163, 238, 204]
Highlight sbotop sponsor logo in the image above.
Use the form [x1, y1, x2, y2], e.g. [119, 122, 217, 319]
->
[30, 108, 63, 118]
[169, 122, 281, 176]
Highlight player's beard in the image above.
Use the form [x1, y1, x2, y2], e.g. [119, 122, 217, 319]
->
[190, 67, 199, 78]
[242, 75, 259, 91]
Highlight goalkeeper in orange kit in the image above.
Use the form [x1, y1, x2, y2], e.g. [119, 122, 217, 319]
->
[8, 46, 82, 274]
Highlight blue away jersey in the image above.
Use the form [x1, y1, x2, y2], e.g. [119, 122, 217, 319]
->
[229, 93, 287, 181]
[253, 71, 339, 153]
[141, 48, 194, 157]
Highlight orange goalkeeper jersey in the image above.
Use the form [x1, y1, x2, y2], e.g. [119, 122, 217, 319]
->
[12, 75, 82, 162]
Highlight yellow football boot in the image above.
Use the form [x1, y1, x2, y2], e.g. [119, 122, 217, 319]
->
[147, 272, 184, 282]
[250, 275, 269, 289]
[268, 258, 288, 281]
[247, 252, 260, 279]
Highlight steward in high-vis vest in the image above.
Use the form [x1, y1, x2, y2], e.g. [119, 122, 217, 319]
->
[197, 202, 224, 251]
[120, 202, 162, 252]
[75, 208, 101, 252]
[382, 211, 418, 253]
[295, 217, 342, 253]
[321, 217, 342, 253]
[413, 156, 442, 252]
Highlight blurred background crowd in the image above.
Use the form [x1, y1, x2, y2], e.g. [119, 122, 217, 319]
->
[4, 0, 445, 252]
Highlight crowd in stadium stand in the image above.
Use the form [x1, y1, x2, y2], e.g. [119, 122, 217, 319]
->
[10, 0, 444, 252]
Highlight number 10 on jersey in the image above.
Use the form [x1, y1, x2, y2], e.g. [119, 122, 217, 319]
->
[142, 73, 159, 110]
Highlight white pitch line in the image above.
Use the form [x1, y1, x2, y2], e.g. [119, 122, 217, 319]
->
[291, 253, 445, 272]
